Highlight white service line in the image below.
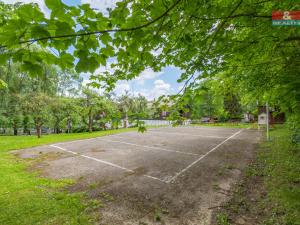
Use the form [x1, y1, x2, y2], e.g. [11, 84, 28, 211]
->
[49, 144, 168, 183]
[49, 144, 133, 172]
[144, 175, 169, 183]
[166, 129, 244, 183]
[102, 138, 200, 156]
[148, 130, 226, 139]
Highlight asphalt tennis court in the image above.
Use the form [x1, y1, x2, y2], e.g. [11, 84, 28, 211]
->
[16, 126, 261, 224]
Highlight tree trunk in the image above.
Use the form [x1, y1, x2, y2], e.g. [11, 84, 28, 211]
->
[13, 124, 18, 136]
[67, 116, 72, 133]
[123, 113, 128, 128]
[36, 118, 42, 138]
[88, 110, 93, 133]
[36, 125, 41, 138]
[23, 116, 29, 135]
[13, 119, 18, 136]
[54, 124, 60, 134]
[23, 126, 28, 135]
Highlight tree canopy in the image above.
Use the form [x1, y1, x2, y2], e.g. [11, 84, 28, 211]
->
[0, 0, 299, 116]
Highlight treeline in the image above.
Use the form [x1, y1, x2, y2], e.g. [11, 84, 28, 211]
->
[0, 61, 259, 138]
[162, 76, 255, 124]
[0, 63, 159, 137]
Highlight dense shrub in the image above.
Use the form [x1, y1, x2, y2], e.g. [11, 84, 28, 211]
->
[287, 114, 300, 146]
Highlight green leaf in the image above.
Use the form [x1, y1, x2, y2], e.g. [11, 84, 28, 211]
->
[17, 4, 45, 22]
[100, 33, 112, 45]
[55, 21, 74, 36]
[0, 53, 9, 65]
[45, 0, 62, 10]
[21, 61, 43, 77]
[0, 79, 7, 89]
[59, 53, 74, 69]
[75, 56, 99, 73]
[31, 25, 51, 39]
[100, 45, 115, 57]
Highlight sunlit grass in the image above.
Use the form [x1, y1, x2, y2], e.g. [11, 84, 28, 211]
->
[260, 127, 300, 224]
[0, 128, 135, 225]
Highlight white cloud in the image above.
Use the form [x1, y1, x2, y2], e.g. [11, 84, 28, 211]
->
[81, 0, 120, 14]
[2, 0, 50, 17]
[113, 81, 130, 96]
[154, 79, 170, 91]
[134, 68, 162, 85]
[106, 79, 172, 100]
[142, 79, 171, 100]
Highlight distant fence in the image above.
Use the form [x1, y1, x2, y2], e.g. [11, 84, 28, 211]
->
[140, 119, 172, 126]
[141, 119, 191, 126]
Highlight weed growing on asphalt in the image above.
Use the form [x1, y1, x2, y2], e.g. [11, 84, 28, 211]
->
[216, 213, 231, 225]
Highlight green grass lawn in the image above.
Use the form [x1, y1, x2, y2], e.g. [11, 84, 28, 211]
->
[259, 126, 300, 224]
[0, 128, 136, 225]
[215, 125, 300, 225]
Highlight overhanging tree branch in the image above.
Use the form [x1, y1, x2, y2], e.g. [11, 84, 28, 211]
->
[177, 0, 244, 95]
[191, 13, 271, 21]
[0, 0, 183, 49]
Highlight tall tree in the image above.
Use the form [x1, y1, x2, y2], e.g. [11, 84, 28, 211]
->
[0, 0, 298, 126]
[22, 93, 50, 138]
[79, 88, 107, 133]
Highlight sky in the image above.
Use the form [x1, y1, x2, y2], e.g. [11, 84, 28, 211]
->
[3, 0, 184, 100]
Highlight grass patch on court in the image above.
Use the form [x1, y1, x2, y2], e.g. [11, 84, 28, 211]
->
[214, 125, 300, 225]
[0, 128, 135, 225]
[190, 122, 253, 129]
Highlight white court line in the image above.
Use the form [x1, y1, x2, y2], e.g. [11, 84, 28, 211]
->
[148, 130, 226, 139]
[49, 144, 168, 183]
[49, 144, 133, 172]
[166, 129, 244, 183]
[102, 139, 200, 156]
[54, 134, 200, 156]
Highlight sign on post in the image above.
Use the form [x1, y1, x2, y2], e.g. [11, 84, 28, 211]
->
[258, 113, 267, 125]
